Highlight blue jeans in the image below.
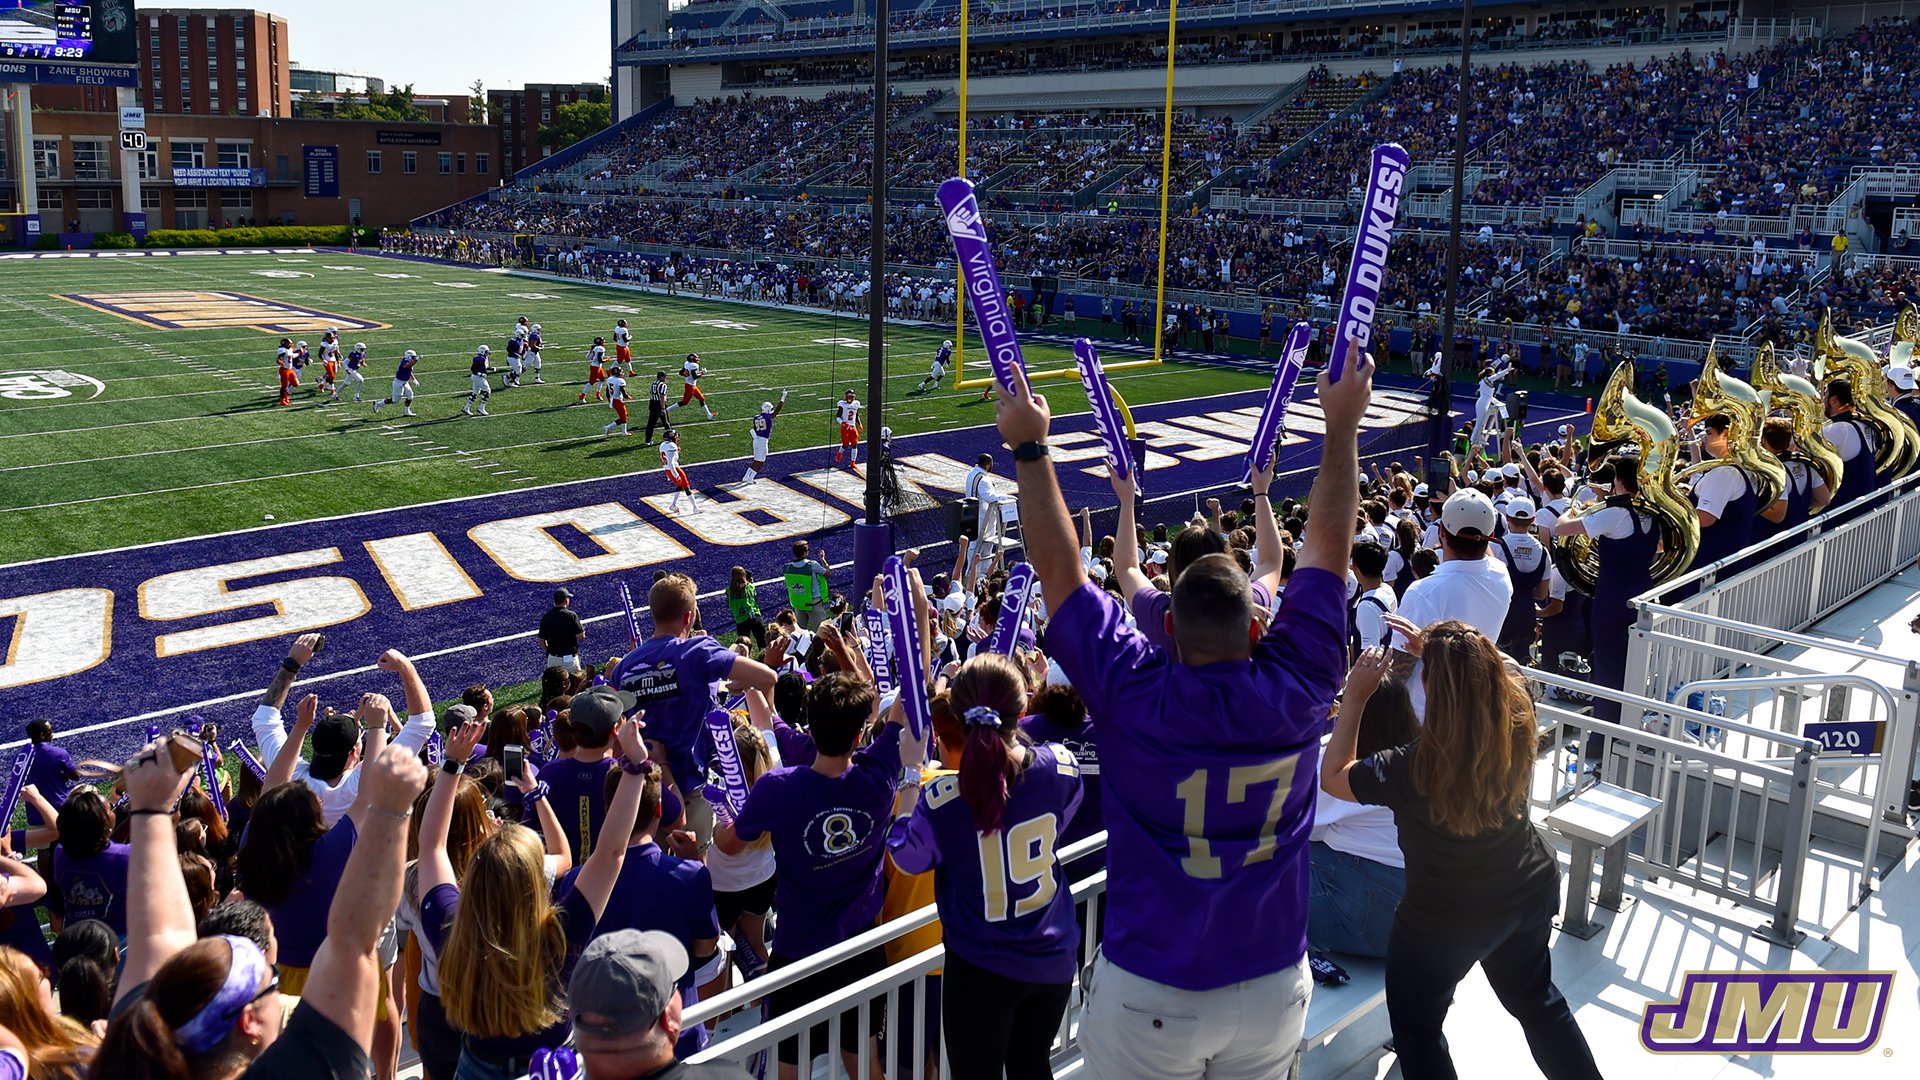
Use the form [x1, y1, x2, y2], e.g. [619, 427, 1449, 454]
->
[1308, 841, 1405, 958]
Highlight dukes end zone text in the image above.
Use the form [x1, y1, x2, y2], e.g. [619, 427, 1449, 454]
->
[0, 386, 1532, 760]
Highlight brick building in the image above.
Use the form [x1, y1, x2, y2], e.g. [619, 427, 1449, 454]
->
[487, 83, 605, 176]
[35, 8, 291, 118]
[29, 112, 497, 232]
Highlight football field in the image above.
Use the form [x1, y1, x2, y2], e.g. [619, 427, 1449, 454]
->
[0, 249, 1267, 565]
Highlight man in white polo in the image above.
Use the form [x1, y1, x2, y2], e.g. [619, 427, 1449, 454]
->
[1394, 488, 1513, 716]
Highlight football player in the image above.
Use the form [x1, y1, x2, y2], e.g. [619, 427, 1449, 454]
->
[372, 350, 420, 417]
[579, 336, 609, 404]
[335, 341, 368, 403]
[601, 367, 631, 436]
[613, 318, 634, 376]
[661, 428, 699, 512]
[276, 338, 298, 407]
[464, 344, 495, 416]
[740, 390, 790, 486]
[526, 323, 546, 384]
[664, 353, 715, 420]
[915, 340, 952, 394]
[834, 389, 862, 467]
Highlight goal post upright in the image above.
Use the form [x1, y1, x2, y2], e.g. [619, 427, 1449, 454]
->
[949, 1, 1174, 391]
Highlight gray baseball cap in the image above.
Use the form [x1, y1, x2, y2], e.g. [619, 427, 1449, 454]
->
[569, 930, 689, 1045]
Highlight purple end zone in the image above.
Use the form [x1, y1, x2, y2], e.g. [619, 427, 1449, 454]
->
[0, 383, 1586, 761]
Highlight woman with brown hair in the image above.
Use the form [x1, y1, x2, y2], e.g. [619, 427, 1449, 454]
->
[1322, 623, 1601, 1080]
[0, 944, 95, 1078]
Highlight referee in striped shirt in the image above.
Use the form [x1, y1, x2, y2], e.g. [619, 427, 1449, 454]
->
[643, 370, 670, 444]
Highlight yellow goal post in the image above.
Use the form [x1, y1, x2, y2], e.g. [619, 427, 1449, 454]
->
[949, 0, 1180, 390]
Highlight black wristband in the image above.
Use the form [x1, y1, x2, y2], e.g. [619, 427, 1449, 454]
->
[1254, 492, 1272, 500]
[1012, 441, 1049, 463]
[281, 658, 301, 674]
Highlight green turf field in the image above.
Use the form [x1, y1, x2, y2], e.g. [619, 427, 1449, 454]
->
[0, 252, 1267, 564]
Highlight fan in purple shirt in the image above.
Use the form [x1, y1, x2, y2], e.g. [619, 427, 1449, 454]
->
[23, 722, 80, 824]
[52, 789, 132, 936]
[611, 573, 778, 853]
[887, 652, 1083, 1080]
[1110, 462, 1287, 658]
[562, 768, 719, 1060]
[715, 655, 907, 1074]
[419, 703, 653, 1076]
[989, 343, 1373, 1078]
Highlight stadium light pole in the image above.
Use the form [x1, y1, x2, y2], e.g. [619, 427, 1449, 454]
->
[1431, 0, 1475, 460]
[853, 0, 893, 594]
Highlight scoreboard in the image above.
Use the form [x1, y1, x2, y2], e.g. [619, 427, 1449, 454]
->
[0, 2, 138, 64]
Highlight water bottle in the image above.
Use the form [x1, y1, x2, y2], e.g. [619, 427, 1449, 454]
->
[1705, 694, 1727, 748]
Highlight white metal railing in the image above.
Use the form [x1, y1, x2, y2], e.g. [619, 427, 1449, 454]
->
[683, 833, 1109, 1076]
[1526, 668, 1821, 945]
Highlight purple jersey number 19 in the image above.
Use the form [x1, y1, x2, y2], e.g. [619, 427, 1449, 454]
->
[1330, 143, 1410, 382]
[938, 177, 1026, 395]
[1244, 322, 1312, 482]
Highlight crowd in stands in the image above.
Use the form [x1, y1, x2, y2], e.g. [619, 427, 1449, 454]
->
[624, 0, 1713, 62]
[2, 347, 1645, 1080]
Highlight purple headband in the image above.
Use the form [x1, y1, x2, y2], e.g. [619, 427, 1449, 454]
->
[173, 935, 270, 1056]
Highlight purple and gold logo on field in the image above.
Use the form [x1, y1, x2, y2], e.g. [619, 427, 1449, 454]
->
[1640, 972, 1894, 1054]
[55, 291, 386, 334]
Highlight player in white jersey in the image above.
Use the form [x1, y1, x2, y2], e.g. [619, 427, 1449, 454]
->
[317, 331, 341, 398]
[833, 390, 863, 466]
[372, 350, 420, 417]
[661, 428, 699, 512]
[613, 319, 633, 375]
[664, 353, 715, 420]
[276, 338, 298, 407]
[464, 345, 496, 416]
[579, 337, 610, 403]
[335, 342, 368, 403]
[601, 370, 632, 435]
[915, 340, 953, 394]
[740, 390, 790, 485]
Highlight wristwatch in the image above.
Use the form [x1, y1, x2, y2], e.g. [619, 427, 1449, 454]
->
[899, 765, 923, 786]
[1012, 441, 1049, 463]
[440, 758, 465, 776]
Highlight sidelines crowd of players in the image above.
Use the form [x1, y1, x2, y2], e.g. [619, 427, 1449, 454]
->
[271, 320, 960, 516]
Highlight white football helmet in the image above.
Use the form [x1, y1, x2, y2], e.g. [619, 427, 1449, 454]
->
[296, 340, 307, 349]
[354, 342, 366, 351]
[761, 401, 774, 413]
[478, 344, 490, 354]
[531, 323, 542, 333]
[404, 349, 419, 360]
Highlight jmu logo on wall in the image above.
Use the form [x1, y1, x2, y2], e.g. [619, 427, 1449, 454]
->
[1640, 971, 1894, 1053]
[56, 291, 386, 333]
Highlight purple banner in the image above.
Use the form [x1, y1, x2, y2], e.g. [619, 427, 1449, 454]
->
[616, 580, 641, 644]
[424, 730, 444, 768]
[985, 563, 1037, 655]
[1245, 322, 1313, 481]
[703, 707, 749, 817]
[1331, 143, 1411, 381]
[1074, 338, 1134, 488]
[863, 607, 893, 695]
[201, 738, 227, 819]
[0, 746, 35, 839]
[880, 555, 931, 741]
[937, 177, 1025, 394]
[227, 739, 268, 782]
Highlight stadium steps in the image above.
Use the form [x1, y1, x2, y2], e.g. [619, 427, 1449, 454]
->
[1235, 72, 1316, 131]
